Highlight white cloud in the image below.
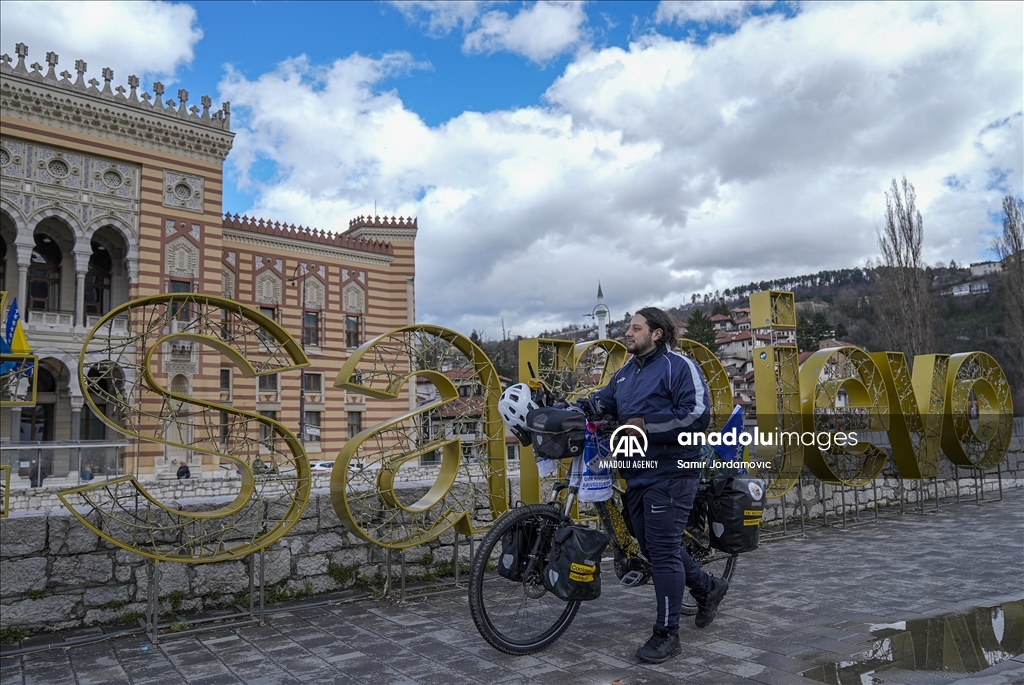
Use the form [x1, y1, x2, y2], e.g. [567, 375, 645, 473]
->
[464, 1, 588, 62]
[390, 0, 587, 62]
[655, 1, 778, 26]
[0, 1, 201, 83]
[220, 2, 1020, 336]
[388, 1, 484, 35]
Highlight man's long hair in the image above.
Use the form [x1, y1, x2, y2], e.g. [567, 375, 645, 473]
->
[635, 307, 677, 349]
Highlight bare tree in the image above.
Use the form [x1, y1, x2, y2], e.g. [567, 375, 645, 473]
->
[872, 176, 934, 359]
[992, 195, 1024, 369]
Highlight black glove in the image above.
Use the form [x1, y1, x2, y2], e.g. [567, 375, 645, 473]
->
[576, 395, 603, 419]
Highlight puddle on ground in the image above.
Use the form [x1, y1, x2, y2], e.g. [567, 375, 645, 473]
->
[802, 599, 1024, 684]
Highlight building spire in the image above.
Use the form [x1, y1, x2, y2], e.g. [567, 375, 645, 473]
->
[594, 282, 609, 339]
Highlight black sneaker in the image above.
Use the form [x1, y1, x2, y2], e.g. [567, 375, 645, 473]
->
[694, 576, 729, 629]
[635, 628, 681, 663]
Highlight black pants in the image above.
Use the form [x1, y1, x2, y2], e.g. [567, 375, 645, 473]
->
[623, 476, 712, 634]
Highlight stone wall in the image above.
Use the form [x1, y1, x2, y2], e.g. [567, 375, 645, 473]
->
[2, 442, 1022, 634]
[0, 490, 480, 633]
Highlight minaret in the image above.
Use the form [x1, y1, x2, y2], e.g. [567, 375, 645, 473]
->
[595, 282, 609, 339]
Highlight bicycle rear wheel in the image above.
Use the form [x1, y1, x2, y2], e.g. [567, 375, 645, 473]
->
[468, 504, 581, 655]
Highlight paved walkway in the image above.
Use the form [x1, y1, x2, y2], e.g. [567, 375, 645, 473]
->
[3, 489, 1023, 685]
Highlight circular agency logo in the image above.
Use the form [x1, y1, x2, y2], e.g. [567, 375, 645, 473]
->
[609, 424, 648, 458]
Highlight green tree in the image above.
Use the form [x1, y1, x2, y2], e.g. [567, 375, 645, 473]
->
[685, 309, 719, 352]
[810, 312, 832, 340]
[796, 315, 815, 352]
[797, 313, 838, 352]
[711, 300, 731, 317]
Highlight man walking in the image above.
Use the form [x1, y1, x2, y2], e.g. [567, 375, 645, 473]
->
[593, 307, 729, 663]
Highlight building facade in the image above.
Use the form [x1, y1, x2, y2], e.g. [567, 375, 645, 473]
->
[0, 43, 416, 481]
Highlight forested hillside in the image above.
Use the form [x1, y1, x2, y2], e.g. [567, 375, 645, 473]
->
[475, 263, 1022, 409]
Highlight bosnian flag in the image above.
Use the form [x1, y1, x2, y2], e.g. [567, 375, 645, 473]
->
[712, 404, 746, 465]
[1, 298, 33, 376]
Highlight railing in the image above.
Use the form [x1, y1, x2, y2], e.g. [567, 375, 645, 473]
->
[23, 311, 131, 335]
[0, 440, 130, 489]
[85, 314, 130, 336]
[171, 319, 201, 334]
[26, 309, 74, 328]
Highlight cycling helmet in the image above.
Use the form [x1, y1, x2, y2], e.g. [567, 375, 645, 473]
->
[498, 383, 537, 430]
[499, 383, 537, 446]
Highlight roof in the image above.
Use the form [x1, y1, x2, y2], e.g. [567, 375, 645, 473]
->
[715, 330, 771, 344]
[436, 397, 485, 418]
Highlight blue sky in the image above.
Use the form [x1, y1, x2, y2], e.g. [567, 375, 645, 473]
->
[2, 1, 1021, 335]
[181, 1, 792, 212]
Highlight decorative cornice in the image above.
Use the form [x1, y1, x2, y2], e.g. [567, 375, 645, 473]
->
[224, 213, 394, 255]
[0, 43, 234, 163]
[344, 214, 418, 243]
[223, 228, 394, 267]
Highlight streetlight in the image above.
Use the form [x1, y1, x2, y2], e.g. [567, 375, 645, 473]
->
[585, 303, 610, 339]
[289, 263, 310, 444]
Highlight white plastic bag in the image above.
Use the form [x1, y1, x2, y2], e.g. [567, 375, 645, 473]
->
[575, 432, 612, 502]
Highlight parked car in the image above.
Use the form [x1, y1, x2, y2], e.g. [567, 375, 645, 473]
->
[309, 461, 335, 474]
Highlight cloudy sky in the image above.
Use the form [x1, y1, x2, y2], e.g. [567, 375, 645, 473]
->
[3, 1, 1021, 337]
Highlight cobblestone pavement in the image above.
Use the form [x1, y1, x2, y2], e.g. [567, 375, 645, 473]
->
[3, 488, 1022, 685]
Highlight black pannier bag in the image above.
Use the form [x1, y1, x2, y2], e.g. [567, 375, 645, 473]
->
[497, 520, 534, 581]
[543, 525, 609, 601]
[707, 476, 766, 554]
[525, 408, 586, 460]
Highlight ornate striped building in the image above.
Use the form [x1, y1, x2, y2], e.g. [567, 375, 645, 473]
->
[0, 43, 416, 480]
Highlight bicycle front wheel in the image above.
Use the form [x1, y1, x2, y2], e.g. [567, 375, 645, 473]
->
[468, 504, 581, 655]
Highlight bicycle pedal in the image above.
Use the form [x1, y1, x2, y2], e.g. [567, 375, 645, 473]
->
[619, 570, 647, 588]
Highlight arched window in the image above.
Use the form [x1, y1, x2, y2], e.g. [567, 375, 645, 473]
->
[0, 237, 7, 293]
[170, 374, 190, 396]
[29, 235, 62, 311]
[83, 410, 106, 440]
[21, 365, 56, 441]
[168, 374, 192, 447]
[82, 365, 120, 440]
[85, 241, 112, 316]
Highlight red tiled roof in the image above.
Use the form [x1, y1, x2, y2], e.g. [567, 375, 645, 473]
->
[716, 330, 763, 343]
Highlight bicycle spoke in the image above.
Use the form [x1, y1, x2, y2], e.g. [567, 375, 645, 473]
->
[469, 504, 581, 653]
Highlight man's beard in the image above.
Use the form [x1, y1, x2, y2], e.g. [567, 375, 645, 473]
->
[627, 336, 652, 355]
